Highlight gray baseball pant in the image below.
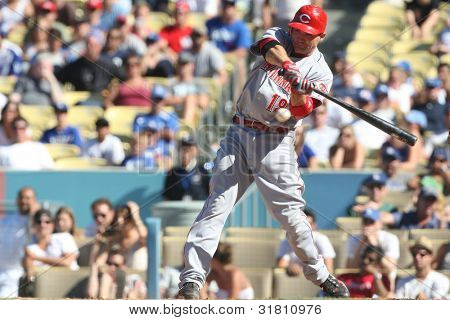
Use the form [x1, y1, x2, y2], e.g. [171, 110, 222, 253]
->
[179, 125, 330, 288]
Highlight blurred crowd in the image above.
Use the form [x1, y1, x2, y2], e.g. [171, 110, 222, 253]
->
[0, 0, 448, 300]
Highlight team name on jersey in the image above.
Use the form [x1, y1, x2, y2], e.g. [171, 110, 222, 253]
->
[261, 62, 292, 93]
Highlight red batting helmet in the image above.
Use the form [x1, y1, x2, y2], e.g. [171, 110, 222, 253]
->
[288, 5, 327, 36]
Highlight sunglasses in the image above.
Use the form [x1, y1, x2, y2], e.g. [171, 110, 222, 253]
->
[36, 219, 53, 225]
[94, 212, 107, 219]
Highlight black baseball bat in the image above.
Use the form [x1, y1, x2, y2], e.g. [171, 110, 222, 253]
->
[311, 88, 417, 147]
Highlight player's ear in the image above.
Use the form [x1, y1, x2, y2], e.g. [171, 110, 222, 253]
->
[319, 33, 326, 40]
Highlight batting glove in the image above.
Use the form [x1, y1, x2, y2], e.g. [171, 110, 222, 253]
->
[281, 61, 302, 84]
[294, 77, 316, 94]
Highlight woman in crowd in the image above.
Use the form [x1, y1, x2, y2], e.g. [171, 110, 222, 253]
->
[104, 53, 152, 108]
[329, 125, 365, 169]
[54, 206, 78, 236]
[204, 242, 254, 300]
[0, 100, 20, 146]
[23, 209, 79, 282]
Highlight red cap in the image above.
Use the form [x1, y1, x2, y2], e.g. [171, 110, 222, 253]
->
[175, 0, 190, 13]
[40, 1, 57, 12]
[86, 0, 103, 10]
[288, 5, 327, 36]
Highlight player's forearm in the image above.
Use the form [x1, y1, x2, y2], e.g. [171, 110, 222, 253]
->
[264, 45, 292, 67]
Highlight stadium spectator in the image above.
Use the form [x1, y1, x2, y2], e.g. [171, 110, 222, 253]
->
[165, 51, 210, 125]
[104, 53, 152, 108]
[346, 208, 400, 277]
[0, 117, 54, 170]
[294, 126, 318, 169]
[187, 26, 228, 84]
[414, 78, 449, 152]
[381, 187, 445, 229]
[143, 33, 176, 78]
[163, 136, 211, 201]
[433, 241, 450, 270]
[329, 125, 365, 169]
[349, 173, 398, 217]
[99, 0, 132, 32]
[85, 198, 116, 238]
[304, 105, 339, 164]
[23, 25, 49, 61]
[101, 28, 127, 68]
[40, 103, 84, 150]
[380, 133, 418, 171]
[379, 146, 412, 192]
[86, 245, 146, 299]
[332, 64, 361, 100]
[23, 209, 79, 284]
[35, 1, 60, 31]
[331, 52, 364, 89]
[403, 110, 427, 167]
[0, 100, 20, 146]
[204, 242, 254, 299]
[122, 128, 172, 171]
[84, 118, 125, 166]
[437, 63, 450, 100]
[56, 31, 125, 102]
[430, 14, 450, 56]
[54, 206, 78, 236]
[408, 147, 450, 196]
[112, 201, 147, 270]
[86, 0, 103, 31]
[396, 236, 449, 299]
[13, 55, 63, 106]
[405, 0, 440, 40]
[277, 208, 335, 275]
[387, 64, 415, 114]
[132, 85, 179, 143]
[44, 28, 66, 71]
[0, 0, 34, 33]
[352, 84, 393, 151]
[338, 245, 391, 298]
[0, 187, 40, 298]
[159, 0, 193, 58]
[0, 23, 23, 77]
[64, 13, 91, 63]
[116, 14, 147, 57]
[133, 1, 153, 34]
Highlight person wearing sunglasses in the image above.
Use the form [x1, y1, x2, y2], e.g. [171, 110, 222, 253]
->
[338, 245, 391, 298]
[396, 236, 449, 299]
[23, 209, 79, 283]
[85, 198, 116, 238]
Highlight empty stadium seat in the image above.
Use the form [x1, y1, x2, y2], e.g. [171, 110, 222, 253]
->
[104, 106, 149, 136]
[226, 227, 285, 240]
[54, 157, 107, 169]
[336, 217, 362, 234]
[164, 226, 191, 237]
[67, 106, 104, 138]
[225, 237, 280, 268]
[410, 230, 450, 240]
[241, 267, 272, 299]
[162, 236, 186, 267]
[147, 12, 171, 32]
[359, 15, 402, 30]
[272, 268, 320, 299]
[318, 229, 348, 241]
[354, 28, 399, 44]
[0, 76, 16, 94]
[34, 267, 91, 299]
[187, 12, 208, 29]
[44, 143, 81, 161]
[21, 105, 56, 132]
[62, 91, 91, 106]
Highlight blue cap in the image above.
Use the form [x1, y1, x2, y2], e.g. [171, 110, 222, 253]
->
[151, 85, 168, 102]
[146, 32, 159, 44]
[374, 84, 389, 97]
[405, 110, 427, 128]
[382, 146, 402, 162]
[430, 147, 449, 162]
[356, 88, 374, 103]
[53, 102, 68, 113]
[396, 60, 412, 73]
[365, 173, 388, 187]
[362, 208, 381, 222]
[425, 78, 442, 89]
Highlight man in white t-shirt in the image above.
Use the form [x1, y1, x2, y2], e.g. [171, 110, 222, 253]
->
[346, 208, 399, 276]
[277, 208, 336, 276]
[396, 236, 449, 299]
[0, 187, 40, 298]
[304, 104, 339, 163]
[84, 118, 125, 166]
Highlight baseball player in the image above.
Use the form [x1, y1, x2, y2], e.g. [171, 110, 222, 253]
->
[178, 5, 349, 299]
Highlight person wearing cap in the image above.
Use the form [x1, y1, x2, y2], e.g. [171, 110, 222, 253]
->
[99, 0, 132, 32]
[0, 117, 54, 170]
[405, 0, 440, 41]
[12, 54, 63, 106]
[179, 4, 350, 299]
[396, 236, 449, 299]
[338, 245, 391, 298]
[163, 51, 210, 125]
[350, 173, 397, 217]
[329, 125, 365, 169]
[387, 63, 415, 114]
[408, 147, 450, 195]
[0, 22, 23, 77]
[381, 187, 445, 229]
[115, 14, 147, 57]
[346, 208, 400, 279]
[185, 25, 227, 85]
[163, 136, 211, 201]
[40, 103, 84, 149]
[402, 109, 427, 168]
[101, 28, 126, 67]
[159, 0, 193, 58]
[143, 33, 176, 78]
[84, 117, 125, 166]
[414, 78, 449, 152]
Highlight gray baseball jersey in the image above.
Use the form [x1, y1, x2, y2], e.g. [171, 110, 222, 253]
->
[236, 27, 333, 128]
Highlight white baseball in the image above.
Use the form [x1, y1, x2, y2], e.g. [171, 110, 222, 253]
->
[275, 108, 291, 122]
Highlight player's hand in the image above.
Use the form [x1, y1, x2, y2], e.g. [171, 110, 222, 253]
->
[281, 61, 302, 84]
[294, 77, 316, 94]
